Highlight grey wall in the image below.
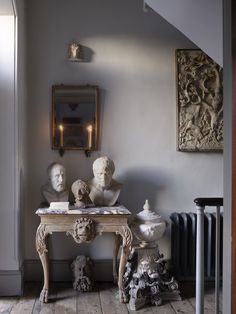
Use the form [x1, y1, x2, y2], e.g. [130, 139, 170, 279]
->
[0, 12, 17, 270]
[145, 0, 223, 66]
[15, 0, 27, 269]
[25, 0, 223, 262]
[0, 0, 26, 278]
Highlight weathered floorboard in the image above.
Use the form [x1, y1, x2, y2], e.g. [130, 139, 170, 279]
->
[0, 297, 18, 314]
[127, 304, 153, 314]
[10, 283, 39, 314]
[99, 284, 129, 314]
[76, 284, 102, 314]
[170, 299, 195, 314]
[0, 282, 222, 314]
[151, 302, 176, 314]
[54, 283, 77, 314]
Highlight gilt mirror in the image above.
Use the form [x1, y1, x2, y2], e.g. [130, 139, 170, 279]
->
[52, 85, 99, 152]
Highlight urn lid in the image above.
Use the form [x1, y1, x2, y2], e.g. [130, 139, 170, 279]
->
[135, 200, 162, 223]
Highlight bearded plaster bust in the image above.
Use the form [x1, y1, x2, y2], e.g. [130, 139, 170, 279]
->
[87, 156, 122, 206]
[71, 179, 92, 208]
[41, 162, 69, 205]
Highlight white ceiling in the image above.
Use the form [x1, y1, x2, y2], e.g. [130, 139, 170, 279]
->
[0, 0, 14, 15]
[145, 0, 223, 67]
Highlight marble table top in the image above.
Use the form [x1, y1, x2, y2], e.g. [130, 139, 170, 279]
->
[36, 204, 131, 215]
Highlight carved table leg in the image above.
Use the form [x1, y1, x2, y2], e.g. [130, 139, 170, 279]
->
[117, 226, 132, 303]
[113, 233, 122, 284]
[36, 224, 50, 303]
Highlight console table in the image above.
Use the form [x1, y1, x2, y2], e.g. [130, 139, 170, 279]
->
[35, 205, 132, 303]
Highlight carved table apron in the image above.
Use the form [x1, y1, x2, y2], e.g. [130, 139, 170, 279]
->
[35, 206, 132, 303]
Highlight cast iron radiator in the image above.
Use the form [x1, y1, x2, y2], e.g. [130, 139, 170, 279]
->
[170, 212, 223, 281]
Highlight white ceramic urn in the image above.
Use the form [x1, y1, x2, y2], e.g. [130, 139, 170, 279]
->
[131, 200, 166, 247]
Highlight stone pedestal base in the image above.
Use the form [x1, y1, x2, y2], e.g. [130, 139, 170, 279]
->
[123, 245, 181, 311]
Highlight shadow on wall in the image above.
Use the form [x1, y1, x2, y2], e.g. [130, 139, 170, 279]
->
[119, 167, 171, 215]
[81, 46, 94, 62]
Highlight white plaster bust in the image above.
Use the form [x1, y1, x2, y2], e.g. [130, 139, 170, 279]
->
[87, 156, 122, 206]
[41, 162, 69, 205]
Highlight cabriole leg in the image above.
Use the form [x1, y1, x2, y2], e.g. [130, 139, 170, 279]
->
[36, 224, 50, 303]
[117, 226, 132, 303]
[113, 233, 122, 284]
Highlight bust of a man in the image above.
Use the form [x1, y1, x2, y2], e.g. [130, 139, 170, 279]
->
[41, 162, 69, 205]
[87, 156, 122, 206]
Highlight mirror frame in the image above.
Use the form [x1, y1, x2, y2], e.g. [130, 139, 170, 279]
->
[52, 84, 99, 151]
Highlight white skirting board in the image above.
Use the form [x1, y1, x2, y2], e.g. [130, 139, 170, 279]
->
[24, 259, 114, 282]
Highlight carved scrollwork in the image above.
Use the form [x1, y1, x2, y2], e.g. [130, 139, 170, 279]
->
[67, 218, 95, 243]
[116, 226, 133, 248]
[36, 224, 50, 255]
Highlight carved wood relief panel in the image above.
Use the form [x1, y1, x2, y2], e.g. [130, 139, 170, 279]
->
[176, 49, 223, 152]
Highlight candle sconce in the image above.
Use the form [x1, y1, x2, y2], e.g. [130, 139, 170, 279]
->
[58, 124, 65, 157]
[52, 85, 99, 157]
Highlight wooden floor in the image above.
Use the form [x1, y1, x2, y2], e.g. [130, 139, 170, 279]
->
[0, 282, 222, 314]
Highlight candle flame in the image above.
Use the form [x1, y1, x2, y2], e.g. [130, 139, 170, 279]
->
[59, 124, 64, 131]
[87, 124, 93, 149]
[87, 125, 93, 132]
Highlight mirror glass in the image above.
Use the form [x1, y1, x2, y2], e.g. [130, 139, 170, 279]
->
[52, 85, 99, 150]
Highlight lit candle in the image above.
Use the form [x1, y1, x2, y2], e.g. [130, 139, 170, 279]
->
[87, 125, 93, 149]
[59, 124, 64, 147]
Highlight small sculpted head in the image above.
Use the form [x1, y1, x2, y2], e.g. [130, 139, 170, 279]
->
[69, 42, 80, 58]
[71, 180, 90, 201]
[47, 162, 66, 193]
[92, 156, 115, 189]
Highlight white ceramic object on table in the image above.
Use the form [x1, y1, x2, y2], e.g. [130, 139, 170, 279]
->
[131, 200, 166, 247]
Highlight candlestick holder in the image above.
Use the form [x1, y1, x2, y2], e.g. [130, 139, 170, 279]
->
[84, 149, 91, 157]
[52, 86, 99, 155]
[59, 146, 65, 157]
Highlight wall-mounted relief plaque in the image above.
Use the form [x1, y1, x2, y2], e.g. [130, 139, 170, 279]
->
[176, 49, 223, 152]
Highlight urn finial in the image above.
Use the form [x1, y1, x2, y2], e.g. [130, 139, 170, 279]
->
[143, 200, 150, 212]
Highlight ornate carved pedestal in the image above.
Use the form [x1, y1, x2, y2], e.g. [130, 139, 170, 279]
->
[123, 245, 181, 311]
[124, 200, 180, 311]
[35, 205, 132, 303]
